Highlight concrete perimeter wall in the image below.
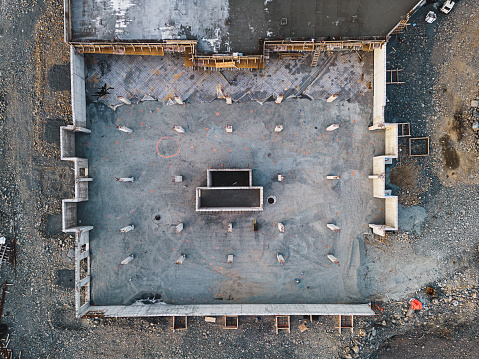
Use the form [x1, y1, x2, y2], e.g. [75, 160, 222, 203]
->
[373, 46, 386, 126]
[87, 303, 374, 318]
[61, 124, 93, 317]
[63, 0, 71, 42]
[70, 45, 87, 128]
[368, 46, 399, 237]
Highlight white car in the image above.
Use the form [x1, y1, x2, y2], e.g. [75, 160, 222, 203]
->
[440, 0, 455, 14]
[425, 11, 437, 23]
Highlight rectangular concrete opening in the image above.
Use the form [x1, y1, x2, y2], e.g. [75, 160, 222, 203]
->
[209, 170, 251, 187]
[197, 188, 261, 208]
[197, 169, 263, 212]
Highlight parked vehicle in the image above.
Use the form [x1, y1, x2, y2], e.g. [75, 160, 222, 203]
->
[425, 11, 437, 23]
[440, 0, 455, 14]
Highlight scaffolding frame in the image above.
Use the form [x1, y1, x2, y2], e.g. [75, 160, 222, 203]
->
[275, 315, 291, 333]
[397, 123, 411, 137]
[70, 40, 197, 57]
[262, 39, 385, 66]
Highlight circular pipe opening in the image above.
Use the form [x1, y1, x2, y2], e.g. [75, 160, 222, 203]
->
[267, 195, 276, 205]
[154, 215, 161, 221]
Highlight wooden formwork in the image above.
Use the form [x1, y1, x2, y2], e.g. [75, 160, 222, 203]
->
[262, 39, 384, 56]
[398, 123, 411, 137]
[409, 137, 430, 157]
[187, 55, 265, 70]
[172, 316, 188, 331]
[70, 40, 197, 57]
[224, 315, 239, 329]
[386, 69, 404, 84]
[387, 0, 424, 37]
[275, 315, 290, 334]
[337, 315, 354, 334]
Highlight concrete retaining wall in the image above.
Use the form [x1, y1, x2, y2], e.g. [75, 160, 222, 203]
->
[70, 45, 87, 128]
[62, 201, 77, 230]
[75, 228, 93, 317]
[368, 123, 399, 236]
[373, 46, 386, 126]
[61, 124, 94, 317]
[63, 0, 71, 42]
[60, 126, 75, 159]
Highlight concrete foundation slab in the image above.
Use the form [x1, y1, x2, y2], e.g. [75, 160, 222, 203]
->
[70, 0, 422, 53]
[75, 96, 385, 307]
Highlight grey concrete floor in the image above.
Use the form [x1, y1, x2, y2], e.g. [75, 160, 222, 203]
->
[71, 0, 421, 52]
[76, 98, 386, 306]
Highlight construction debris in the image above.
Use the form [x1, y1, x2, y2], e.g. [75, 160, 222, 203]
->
[116, 125, 133, 134]
[327, 254, 340, 265]
[274, 124, 283, 133]
[176, 254, 186, 265]
[173, 126, 185, 133]
[120, 255, 134, 265]
[227, 255, 234, 263]
[407, 298, 423, 317]
[326, 175, 340, 180]
[299, 322, 308, 332]
[277, 253, 285, 265]
[175, 223, 184, 233]
[119, 225, 135, 233]
[326, 94, 339, 102]
[275, 95, 284, 104]
[326, 124, 340, 132]
[115, 177, 134, 182]
[277, 222, 285, 233]
[216, 84, 225, 99]
[117, 96, 131, 105]
[327, 224, 341, 232]
[225, 125, 233, 133]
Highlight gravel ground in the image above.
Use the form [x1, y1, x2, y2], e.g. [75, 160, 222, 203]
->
[0, 0, 479, 358]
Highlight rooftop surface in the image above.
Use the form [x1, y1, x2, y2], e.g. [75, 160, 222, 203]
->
[76, 56, 386, 305]
[70, 0, 420, 52]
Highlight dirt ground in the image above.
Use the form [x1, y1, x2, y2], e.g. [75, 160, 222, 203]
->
[1, 0, 479, 358]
